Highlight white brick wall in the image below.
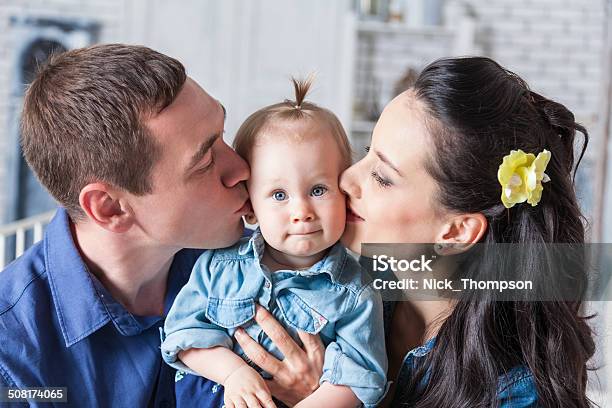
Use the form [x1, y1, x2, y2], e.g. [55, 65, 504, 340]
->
[352, 0, 606, 213]
[449, 0, 606, 216]
[353, 29, 454, 124]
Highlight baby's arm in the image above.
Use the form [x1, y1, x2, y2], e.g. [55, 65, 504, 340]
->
[315, 284, 388, 408]
[179, 347, 276, 408]
[294, 382, 360, 408]
[162, 251, 276, 407]
[178, 346, 245, 384]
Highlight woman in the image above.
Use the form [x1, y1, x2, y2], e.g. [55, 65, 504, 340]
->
[235, 57, 595, 407]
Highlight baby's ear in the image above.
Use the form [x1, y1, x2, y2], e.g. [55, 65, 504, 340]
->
[244, 212, 258, 225]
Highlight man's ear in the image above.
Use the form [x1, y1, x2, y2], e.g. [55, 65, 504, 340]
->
[79, 183, 135, 233]
[434, 213, 487, 255]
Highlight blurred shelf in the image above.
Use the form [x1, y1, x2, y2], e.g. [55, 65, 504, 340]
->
[356, 20, 452, 36]
[351, 120, 377, 133]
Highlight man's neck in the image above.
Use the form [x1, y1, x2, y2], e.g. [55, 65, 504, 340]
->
[71, 221, 177, 316]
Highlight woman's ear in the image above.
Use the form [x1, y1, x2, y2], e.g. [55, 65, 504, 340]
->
[79, 183, 135, 233]
[434, 213, 487, 255]
[244, 212, 258, 226]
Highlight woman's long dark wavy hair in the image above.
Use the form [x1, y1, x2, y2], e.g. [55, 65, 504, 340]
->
[401, 57, 595, 407]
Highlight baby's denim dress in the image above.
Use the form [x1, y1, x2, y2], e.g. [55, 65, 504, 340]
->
[161, 229, 389, 407]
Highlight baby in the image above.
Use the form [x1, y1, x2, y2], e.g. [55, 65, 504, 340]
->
[161, 79, 387, 408]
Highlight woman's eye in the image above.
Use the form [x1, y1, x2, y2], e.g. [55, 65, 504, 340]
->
[273, 191, 287, 201]
[311, 185, 328, 197]
[371, 170, 392, 188]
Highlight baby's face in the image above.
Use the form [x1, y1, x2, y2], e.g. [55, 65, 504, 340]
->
[247, 122, 346, 259]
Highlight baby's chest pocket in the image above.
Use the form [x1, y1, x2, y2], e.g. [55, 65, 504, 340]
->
[205, 297, 255, 328]
[277, 291, 328, 334]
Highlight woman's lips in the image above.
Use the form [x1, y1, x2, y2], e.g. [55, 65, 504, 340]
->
[235, 199, 252, 215]
[346, 205, 365, 222]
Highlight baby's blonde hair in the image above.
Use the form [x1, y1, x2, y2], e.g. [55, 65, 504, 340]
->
[233, 77, 352, 169]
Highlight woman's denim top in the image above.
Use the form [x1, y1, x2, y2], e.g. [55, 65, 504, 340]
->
[383, 302, 539, 407]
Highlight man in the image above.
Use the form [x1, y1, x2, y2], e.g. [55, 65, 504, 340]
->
[0, 44, 321, 407]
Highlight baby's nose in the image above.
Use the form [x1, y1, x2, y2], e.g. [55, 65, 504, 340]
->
[291, 201, 315, 223]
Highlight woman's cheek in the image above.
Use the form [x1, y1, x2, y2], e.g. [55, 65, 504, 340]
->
[373, 200, 418, 243]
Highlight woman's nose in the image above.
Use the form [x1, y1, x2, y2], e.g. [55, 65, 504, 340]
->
[340, 163, 361, 199]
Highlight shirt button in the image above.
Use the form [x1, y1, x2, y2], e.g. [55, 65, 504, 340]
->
[264, 281, 271, 288]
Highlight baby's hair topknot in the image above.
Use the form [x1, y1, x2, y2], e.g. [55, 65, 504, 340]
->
[289, 76, 314, 110]
[233, 74, 352, 169]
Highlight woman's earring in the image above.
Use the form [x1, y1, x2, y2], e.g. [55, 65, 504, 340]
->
[433, 242, 454, 256]
[244, 213, 258, 225]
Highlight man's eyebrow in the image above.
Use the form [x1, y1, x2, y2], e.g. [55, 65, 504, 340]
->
[375, 149, 403, 176]
[186, 133, 220, 174]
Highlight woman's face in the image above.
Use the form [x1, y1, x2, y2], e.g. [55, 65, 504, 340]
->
[340, 92, 450, 253]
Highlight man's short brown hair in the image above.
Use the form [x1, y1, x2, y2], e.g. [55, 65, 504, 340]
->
[20, 43, 186, 221]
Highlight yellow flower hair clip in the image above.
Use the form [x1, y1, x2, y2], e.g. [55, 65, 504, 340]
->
[497, 149, 551, 208]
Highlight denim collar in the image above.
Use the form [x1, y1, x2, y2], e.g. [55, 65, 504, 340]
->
[406, 336, 436, 358]
[383, 301, 436, 358]
[239, 228, 347, 283]
[45, 209, 165, 347]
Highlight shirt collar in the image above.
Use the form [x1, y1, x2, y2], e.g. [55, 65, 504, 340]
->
[407, 336, 436, 358]
[242, 228, 347, 283]
[45, 208, 181, 347]
[383, 301, 436, 358]
[45, 209, 113, 347]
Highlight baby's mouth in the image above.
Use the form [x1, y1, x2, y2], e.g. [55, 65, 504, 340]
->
[291, 230, 321, 236]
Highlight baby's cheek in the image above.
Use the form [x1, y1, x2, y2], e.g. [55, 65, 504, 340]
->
[326, 198, 347, 241]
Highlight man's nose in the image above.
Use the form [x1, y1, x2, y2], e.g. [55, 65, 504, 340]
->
[291, 199, 315, 223]
[220, 143, 250, 188]
[339, 162, 362, 199]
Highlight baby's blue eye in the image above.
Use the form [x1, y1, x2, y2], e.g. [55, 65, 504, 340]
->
[311, 185, 328, 197]
[273, 191, 287, 201]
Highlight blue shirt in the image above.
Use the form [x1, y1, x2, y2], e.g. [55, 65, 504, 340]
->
[383, 302, 540, 407]
[162, 229, 388, 407]
[0, 209, 224, 408]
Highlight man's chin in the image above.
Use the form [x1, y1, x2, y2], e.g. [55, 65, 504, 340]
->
[194, 219, 245, 250]
[220, 219, 246, 247]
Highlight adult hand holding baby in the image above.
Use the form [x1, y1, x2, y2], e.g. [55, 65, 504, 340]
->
[235, 306, 325, 407]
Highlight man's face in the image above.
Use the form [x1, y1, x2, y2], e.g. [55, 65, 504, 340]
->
[129, 77, 250, 250]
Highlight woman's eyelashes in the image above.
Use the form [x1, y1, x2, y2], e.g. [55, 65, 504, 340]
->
[365, 146, 393, 187]
[371, 170, 392, 188]
[270, 185, 329, 201]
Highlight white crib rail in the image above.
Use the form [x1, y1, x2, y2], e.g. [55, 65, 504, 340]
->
[0, 210, 55, 269]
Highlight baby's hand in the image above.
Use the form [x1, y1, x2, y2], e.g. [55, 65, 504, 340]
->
[223, 365, 277, 408]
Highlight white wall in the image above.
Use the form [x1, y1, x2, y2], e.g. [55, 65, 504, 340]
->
[123, 0, 353, 145]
